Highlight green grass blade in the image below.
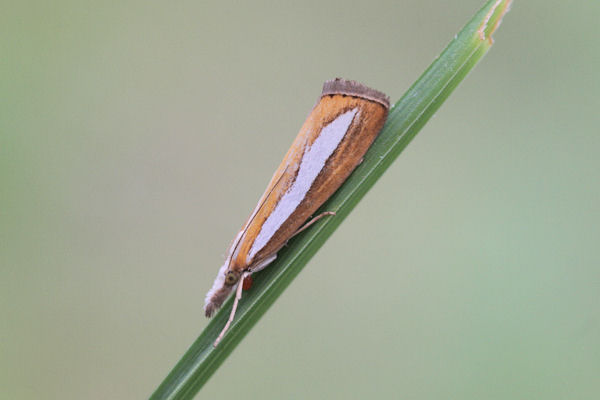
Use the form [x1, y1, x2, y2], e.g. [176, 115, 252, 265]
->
[150, 1, 512, 398]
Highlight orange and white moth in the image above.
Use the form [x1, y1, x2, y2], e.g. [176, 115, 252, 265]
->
[205, 78, 389, 345]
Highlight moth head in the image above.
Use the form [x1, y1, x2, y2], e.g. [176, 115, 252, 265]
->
[224, 270, 241, 286]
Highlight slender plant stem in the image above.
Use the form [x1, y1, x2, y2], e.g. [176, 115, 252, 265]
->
[150, 1, 512, 398]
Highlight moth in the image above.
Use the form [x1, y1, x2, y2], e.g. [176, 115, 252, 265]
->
[205, 78, 389, 345]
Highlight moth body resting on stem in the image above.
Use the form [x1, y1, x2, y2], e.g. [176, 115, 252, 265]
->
[205, 78, 389, 346]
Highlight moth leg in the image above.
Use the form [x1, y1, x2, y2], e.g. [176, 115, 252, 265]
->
[291, 211, 336, 238]
[214, 271, 248, 347]
[249, 254, 277, 274]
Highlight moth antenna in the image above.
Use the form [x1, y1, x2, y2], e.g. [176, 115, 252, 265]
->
[228, 165, 290, 262]
[213, 271, 248, 347]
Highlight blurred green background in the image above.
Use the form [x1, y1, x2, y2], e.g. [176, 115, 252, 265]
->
[2, 1, 599, 399]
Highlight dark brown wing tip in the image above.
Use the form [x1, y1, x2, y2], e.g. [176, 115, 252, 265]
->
[321, 78, 390, 109]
